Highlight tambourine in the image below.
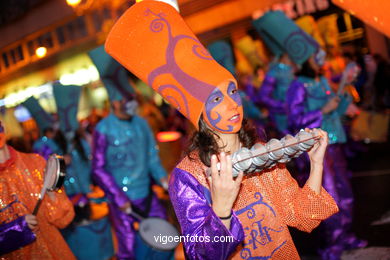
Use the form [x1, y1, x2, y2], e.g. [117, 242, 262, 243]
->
[126, 208, 180, 251]
[207, 129, 323, 177]
[32, 154, 66, 215]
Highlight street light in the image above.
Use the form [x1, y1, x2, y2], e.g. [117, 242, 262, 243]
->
[35, 47, 47, 58]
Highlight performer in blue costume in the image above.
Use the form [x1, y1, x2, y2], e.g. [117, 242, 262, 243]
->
[252, 15, 295, 136]
[52, 82, 114, 260]
[22, 96, 60, 158]
[251, 11, 367, 260]
[89, 46, 170, 260]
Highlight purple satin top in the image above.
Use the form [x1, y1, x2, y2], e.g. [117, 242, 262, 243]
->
[287, 80, 323, 132]
[169, 168, 244, 259]
[0, 216, 36, 255]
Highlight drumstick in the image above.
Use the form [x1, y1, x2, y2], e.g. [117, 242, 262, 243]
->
[125, 207, 145, 221]
[32, 186, 47, 216]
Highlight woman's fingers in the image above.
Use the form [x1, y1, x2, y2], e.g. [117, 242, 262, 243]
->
[210, 154, 220, 180]
[235, 171, 244, 188]
[220, 154, 233, 181]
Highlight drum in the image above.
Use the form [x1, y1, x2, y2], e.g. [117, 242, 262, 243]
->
[135, 217, 179, 260]
[33, 154, 66, 215]
[43, 154, 66, 191]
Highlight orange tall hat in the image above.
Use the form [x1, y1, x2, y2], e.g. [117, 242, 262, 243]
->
[105, 0, 235, 127]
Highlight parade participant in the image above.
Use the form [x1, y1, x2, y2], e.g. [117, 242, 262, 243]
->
[51, 82, 115, 260]
[0, 120, 75, 259]
[252, 14, 296, 136]
[252, 12, 370, 259]
[89, 46, 169, 260]
[104, 2, 338, 259]
[22, 96, 60, 158]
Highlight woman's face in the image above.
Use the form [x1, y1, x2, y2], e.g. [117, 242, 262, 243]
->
[308, 55, 321, 73]
[202, 80, 243, 133]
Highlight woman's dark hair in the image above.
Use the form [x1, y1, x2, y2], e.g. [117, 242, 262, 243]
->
[295, 60, 317, 78]
[54, 130, 67, 155]
[54, 129, 88, 161]
[187, 117, 259, 167]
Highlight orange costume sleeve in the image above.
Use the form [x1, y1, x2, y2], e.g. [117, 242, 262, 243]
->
[268, 166, 339, 232]
[232, 164, 339, 259]
[0, 147, 75, 260]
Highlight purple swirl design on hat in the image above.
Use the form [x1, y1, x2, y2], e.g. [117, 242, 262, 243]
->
[192, 45, 213, 60]
[159, 84, 189, 114]
[145, 8, 217, 119]
[284, 30, 319, 64]
[0, 120, 4, 133]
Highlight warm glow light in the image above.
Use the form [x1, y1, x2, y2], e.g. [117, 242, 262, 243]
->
[66, 0, 82, 7]
[35, 47, 47, 58]
[59, 65, 99, 85]
[0, 84, 52, 108]
[157, 131, 182, 142]
[136, 0, 179, 11]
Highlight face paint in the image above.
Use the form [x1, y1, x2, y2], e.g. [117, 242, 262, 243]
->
[202, 80, 243, 133]
[314, 49, 326, 66]
[123, 99, 139, 117]
[0, 121, 5, 148]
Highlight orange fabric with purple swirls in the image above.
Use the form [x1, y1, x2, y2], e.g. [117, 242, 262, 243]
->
[105, 0, 235, 127]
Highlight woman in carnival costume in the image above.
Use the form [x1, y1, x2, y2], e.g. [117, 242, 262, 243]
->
[252, 15, 295, 137]
[104, 1, 338, 259]
[89, 46, 170, 260]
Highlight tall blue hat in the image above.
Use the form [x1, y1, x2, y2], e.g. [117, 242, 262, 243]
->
[252, 11, 319, 65]
[207, 41, 236, 77]
[22, 96, 55, 134]
[88, 45, 134, 102]
[52, 83, 81, 133]
[252, 20, 284, 57]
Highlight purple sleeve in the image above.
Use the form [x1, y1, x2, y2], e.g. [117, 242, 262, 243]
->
[169, 168, 244, 259]
[244, 83, 260, 104]
[287, 80, 323, 131]
[33, 144, 53, 160]
[92, 130, 129, 208]
[0, 216, 36, 255]
[258, 75, 286, 113]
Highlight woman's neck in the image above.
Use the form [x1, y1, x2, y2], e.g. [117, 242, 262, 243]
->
[216, 132, 241, 154]
[0, 145, 10, 164]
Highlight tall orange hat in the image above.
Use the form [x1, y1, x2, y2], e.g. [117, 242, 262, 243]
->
[105, 0, 235, 128]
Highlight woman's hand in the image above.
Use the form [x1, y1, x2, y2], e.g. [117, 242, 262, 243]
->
[305, 128, 328, 194]
[306, 128, 328, 166]
[321, 96, 340, 114]
[25, 214, 39, 232]
[208, 152, 243, 219]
